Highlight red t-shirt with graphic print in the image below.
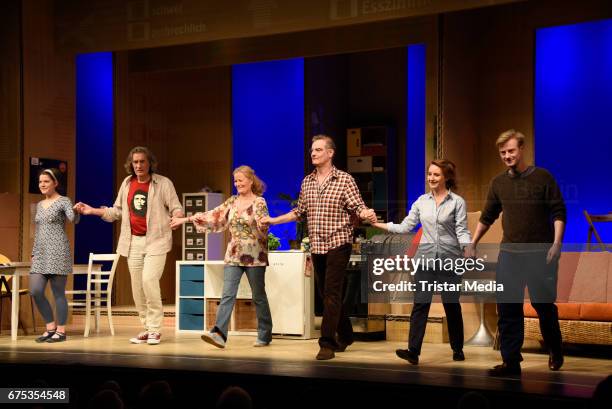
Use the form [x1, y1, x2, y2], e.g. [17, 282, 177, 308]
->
[127, 177, 150, 236]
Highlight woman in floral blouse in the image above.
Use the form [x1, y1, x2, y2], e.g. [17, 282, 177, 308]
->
[170, 165, 272, 348]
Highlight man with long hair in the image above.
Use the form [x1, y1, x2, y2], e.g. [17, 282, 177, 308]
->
[75, 146, 183, 345]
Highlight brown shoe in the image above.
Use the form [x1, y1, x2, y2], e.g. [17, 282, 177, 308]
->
[316, 347, 335, 360]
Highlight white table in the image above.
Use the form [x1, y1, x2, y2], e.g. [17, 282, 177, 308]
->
[0, 262, 91, 341]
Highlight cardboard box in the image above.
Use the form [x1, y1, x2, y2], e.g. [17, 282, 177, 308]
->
[348, 156, 372, 173]
[347, 128, 362, 156]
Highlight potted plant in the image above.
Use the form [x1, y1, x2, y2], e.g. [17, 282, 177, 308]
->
[277, 193, 308, 249]
[267, 232, 281, 251]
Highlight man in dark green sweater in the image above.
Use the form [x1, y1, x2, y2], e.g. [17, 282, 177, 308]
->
[469, 129, 566, 376]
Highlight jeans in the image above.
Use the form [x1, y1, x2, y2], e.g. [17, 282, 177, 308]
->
[213, 265, 272, 343]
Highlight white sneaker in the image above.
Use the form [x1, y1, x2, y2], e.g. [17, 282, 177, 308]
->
[129, 331, 148, 344]
[201, 331, 225, 348]
[253, 339, 270, 347]
[147, 332, 161, 345]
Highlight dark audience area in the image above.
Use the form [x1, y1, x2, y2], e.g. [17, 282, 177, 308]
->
[5, 364, 610, 409]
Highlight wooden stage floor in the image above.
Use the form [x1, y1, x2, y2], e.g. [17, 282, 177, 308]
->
[0, 322, 610, 405]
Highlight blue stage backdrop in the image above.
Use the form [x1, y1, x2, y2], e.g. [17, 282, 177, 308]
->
[75, 52, 115, 264]
[232, 58, 305, 249]
[535, 19, 612, 244]
[407, 44, 426, 210]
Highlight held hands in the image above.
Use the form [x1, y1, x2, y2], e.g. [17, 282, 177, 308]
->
[359, 208, 378, 224]
[169, 216, 189, 230]
[463, 244, 476, 259]
[546, 242, 562, 264]
[73, 202, 93, 215]
[260, 216, 273, 227]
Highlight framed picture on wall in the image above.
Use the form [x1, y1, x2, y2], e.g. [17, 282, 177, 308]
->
[29, 157, 68, 196]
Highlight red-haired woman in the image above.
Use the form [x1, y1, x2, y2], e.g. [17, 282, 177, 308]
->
[374, 159, 471, 364]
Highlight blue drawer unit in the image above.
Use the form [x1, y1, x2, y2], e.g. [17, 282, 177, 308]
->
[180, 280, 204, 297]
[180, 298, 204, 315]
[181, 265, 204, 281]
[179, 313, 204, 331]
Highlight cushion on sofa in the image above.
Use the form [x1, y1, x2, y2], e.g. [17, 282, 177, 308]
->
[579, 303, 612, 321]
[524, 303, 581, 319]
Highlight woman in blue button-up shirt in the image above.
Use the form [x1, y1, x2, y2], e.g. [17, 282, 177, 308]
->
[373, 159, 471, 365]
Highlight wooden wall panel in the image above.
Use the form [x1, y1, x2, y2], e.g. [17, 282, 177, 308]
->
[128, 15, 439, 72]
[7, 0, 612, 319]
[1, 0, 77, 332]
[347, 47, 407, 216]
[21, 0, 76, 261]
[440, 11, 480, 205]
[442, 0, 612, 211]
[53, 0, 519, 54]
[305, 55, 350, 173]
[114, 57, 232, 306]
[0, 0, 22, 195]
[0, 194, 20, 261]
[0, 1, 22, 264]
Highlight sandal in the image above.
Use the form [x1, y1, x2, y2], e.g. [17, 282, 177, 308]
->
[35, 330, 56, 343]
[46, 331, 67, 343]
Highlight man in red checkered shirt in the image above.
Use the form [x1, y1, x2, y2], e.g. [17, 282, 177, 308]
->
[264, 135, 377, 360]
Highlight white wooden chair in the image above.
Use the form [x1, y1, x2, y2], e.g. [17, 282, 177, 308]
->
[67, 253, 119, 336]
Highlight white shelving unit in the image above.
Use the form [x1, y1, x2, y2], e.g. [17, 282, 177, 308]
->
[175, 261, 208, 334]
[175, 252, 317, 339]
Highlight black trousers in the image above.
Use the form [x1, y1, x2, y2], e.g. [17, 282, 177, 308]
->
[312, 243, 353, 349]
[409, 268, 464, 354]
[496, 250, 562, 364]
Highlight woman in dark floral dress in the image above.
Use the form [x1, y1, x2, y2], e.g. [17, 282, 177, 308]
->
[170, 165, 272, 348]
[30, 168, 79, 343]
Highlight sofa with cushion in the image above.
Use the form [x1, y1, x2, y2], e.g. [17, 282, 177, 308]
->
[524, 251, 612, 345]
